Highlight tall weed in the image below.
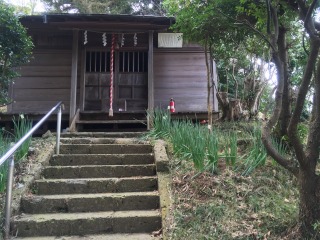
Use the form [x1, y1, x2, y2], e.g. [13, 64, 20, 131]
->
[0, 115, 32, 192]
[147, 109, 171, 139]
[147, 110, 273, 175]
[205, 131, 219, 173]
[224, 132, 237, 167]
[241, 126, 267, 176]
[0, 130, 10, 192]
[170, 121, 207, 170]
[13, 114, 32, 161]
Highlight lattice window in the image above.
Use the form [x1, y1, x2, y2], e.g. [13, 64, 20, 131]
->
[86, 51, 111, 72]
[86, 50, 148, 73]
[119, 51, 148, 73]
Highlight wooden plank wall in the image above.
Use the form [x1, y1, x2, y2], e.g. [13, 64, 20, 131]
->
[9, 50, 72, 113]
[154, 51, 217, 112]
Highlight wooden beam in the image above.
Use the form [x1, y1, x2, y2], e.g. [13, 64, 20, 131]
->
[147, 30, 154, 130]
[69, 29, 79, 123]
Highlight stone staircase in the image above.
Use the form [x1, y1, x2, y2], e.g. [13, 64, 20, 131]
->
[76, 112, 147, 132]
[11, 134, 162, 239]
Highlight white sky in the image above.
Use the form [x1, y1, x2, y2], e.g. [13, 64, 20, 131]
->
[5, 0, 46, 13]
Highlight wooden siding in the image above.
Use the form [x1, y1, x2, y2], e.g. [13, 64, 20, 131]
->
[154, 51, 216, 112]
[9, 50, 73, 113]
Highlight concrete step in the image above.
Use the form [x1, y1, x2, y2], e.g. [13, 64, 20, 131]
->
[21, 192, 160, 214]
[76, 120, 147, 124]
[60, 144, 153, 154]
[13, 233, 160, 240]
[12, 210, 161, 237]
[60, 138, 147, 145]
[42, 165, 156, 179]
[34, 176, 158, 195]
[50, 154, 154, 166]
[61, 132, 145, 138]
[79, 112, 146, 121]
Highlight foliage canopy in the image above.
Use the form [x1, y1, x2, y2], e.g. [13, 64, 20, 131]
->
[40, 0, 166, 15]
[164, 0, 320, 237]
[0, 1, 33, 105]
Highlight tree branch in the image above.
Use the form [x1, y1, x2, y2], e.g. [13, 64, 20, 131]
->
[304, 0, 317, 33]
[306, 53, 320, 165]
[288, 39, 320, 167]
[262, 131, 299, 177]
[215, 8, 277, 52]
[239, 20, 277, 52]
[270, 4, 279, 43]
[297, 0, 318, 38]
[266, 0, 271, 34]
[302, 31, 310, 55]
[262, 50, 298, 177]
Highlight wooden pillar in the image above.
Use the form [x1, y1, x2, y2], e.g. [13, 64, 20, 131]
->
[147, 30, 154, 130]
[69, 29, 79, 123]
[79, 48, 85, 111]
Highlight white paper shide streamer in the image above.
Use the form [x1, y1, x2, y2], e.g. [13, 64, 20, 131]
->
[102, 33, 107, 46]
[84, 30, 88, 45]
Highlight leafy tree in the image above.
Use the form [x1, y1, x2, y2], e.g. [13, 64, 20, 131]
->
[0, 1, 33, 105]
[164, 0, 259, 123]
[166, 0, 320, 237]
[40, 0, 166, 15]
[132, 0, 165, 16]
[257, 1, 320, 237]
[41, 0, 133, 14]
[10, 0, 38, 15]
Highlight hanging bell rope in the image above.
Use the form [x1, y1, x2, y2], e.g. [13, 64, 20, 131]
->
[109, 33, 115, 117]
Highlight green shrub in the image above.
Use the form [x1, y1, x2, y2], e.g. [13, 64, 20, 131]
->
[0, 130, 10, 192]
[13, 114, 32, 161]
[240, 126, 267, 176]
[147, 110, 280, 175]
[0, 115, 33, 192]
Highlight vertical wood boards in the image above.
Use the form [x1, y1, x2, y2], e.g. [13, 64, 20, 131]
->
[154, 51, 217, 112]
[9, 50, 72, 114]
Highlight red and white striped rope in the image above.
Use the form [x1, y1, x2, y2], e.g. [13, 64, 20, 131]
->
[109, 33, 115, 116]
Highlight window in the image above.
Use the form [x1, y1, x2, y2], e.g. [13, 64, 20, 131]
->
[119, 51, 148, 73]
[85, 50, 148, 73]
[86, 51, 111, 72]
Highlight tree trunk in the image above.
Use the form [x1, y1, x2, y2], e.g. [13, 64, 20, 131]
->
[217, 92, 229, 120]
[229, 99, 242, 121]
[278, 26, 291, 137]
[286, 168, 320, 239]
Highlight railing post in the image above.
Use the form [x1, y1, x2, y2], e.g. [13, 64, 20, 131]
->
[56, 105, 62, 155]
[4, 156, 14, 240]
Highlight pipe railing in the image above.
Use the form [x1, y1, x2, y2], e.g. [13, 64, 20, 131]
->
[0, 101, 63, 239]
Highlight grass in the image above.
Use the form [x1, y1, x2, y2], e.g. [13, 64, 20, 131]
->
[145, 109, 299, 239]
[13, 114, 33, 162]
[168, 160, 298, 240]
[146, 110, 267, 174]
[239, 126, 267, 176]
[0, 115, 33, 192]
[0, 131, 10, 192]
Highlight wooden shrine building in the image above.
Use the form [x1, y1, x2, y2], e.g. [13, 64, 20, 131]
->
[4, 14, 218, 131]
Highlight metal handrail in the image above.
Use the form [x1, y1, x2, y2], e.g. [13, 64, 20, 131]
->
[0, 101, 63, 240]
